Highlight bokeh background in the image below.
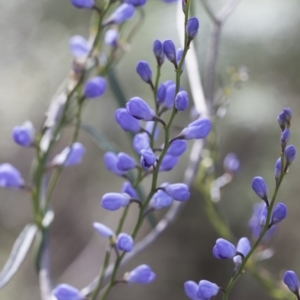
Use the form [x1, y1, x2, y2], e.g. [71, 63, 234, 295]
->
[0, 0, 300, 299]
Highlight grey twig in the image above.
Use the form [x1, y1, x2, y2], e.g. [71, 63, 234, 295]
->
[81, 1, 208, 297]
[39, 232, 52, 300]
[202, 0, 241, 105]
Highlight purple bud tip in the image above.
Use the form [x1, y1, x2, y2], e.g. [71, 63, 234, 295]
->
[271, 202, 287, 225]
[127, 264, 156, 284]
[69, 35, 91, 59]
[84, 76, 106, 98]
[103, 152, 124, 176]
[126, 97, 156, 121]
[93, 222, 115, 238]
[274, 157, 281, 179]
[153, 40, 165, 65]
[115, 108, 141, 133]
[70, 0, 95, 9]
[181, 118, 211, 140]
[234, 237, 251, 265]
[0, 163, 24, 189]
[12, 121, 35, 147]
[163, 39, 176, 63]
[104, 29, 119, 47]
[136, 61, 152, 83]
[160, 155, 179, 172]
[186, 17, 200, 39]
[175, 90, 189, 111]
[121, 181, 138, 199]
[101, 193, 130, 211]
[52, 143, 86, 167]
[197, 280, 220, 300]
[52, 284, 83, 300]
[283, 270, 299, 294]
[107, 3, 135, 24]
[251, 176, 268, 200]
[150, 189, 173, 210]
[123, 0, 147, 7]
[285, 145, 296, 165]
[184, 281, 199, 300]
[165, 183, 190, 201]
[167, 140, 187, 157]
[223, 153, 240, 174]
[117, 152, 136, 171]
[133, 133, 150, 154]
[140, 148, 156, 169]
[117, 233, 134, 252]
[156, 83, 167, 104]
[280, 128, 290, 147]
[213, 238, 236, 259]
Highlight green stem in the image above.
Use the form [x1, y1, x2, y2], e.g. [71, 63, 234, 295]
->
[222, 154, 286, 300]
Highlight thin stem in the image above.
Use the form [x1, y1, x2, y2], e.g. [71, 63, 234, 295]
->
[222, 154, 286, 300]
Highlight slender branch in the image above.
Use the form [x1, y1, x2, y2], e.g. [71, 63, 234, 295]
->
[201, 0, 241, 106]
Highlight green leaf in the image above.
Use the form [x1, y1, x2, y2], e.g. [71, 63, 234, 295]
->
[0, 224, 37, 289]
[108, 69, 127, 108]
[81, 123, 119, 153]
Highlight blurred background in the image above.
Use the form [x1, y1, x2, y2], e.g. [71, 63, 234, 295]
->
[0, 0, 300, 299]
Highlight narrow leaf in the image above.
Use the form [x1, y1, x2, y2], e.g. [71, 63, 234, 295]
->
[81, 123, 119, 152]
[0, 224, 37, 289]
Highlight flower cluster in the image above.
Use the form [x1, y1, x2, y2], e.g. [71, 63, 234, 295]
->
[184, 108, 296, 300]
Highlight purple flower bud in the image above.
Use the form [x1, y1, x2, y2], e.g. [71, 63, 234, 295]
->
[167, 140, 187, 156]
[186, 17, 199, 39]
[133, 133, 150, 154]
[117, 233, 134, 252]
[259, 204, 268, 226]
[136, 61, 152, 83]
[70, 0, 94, 9]
[103, 152, 124, 176]
[181, 118, 211, 140]
[140, 148, 156, 169]
[271, 203, 287, 225]
[160, 155, 179, 171]
[274, 158, 281, 180]
[283, 107, 292, 121]
[145, 122, 159, 140]
[150, 190, 173, 210]
[0, 164, 24, 189]
[184, 281, 199, 300]
[165, 183, 190, 201]
[126, 97, 155, 121]
[283, 271, 299, 294]
[69, 35, 91, 58]
[223, 153, 240, 174]
[84, 76, 106, 98]
[121, 181, 137, 199]
[153, 40, 165, 66]
[197, 280, 219, 300]
[52, 142, 86, 167]
[12, 121, 35, 147]
[176, 48, 184, 71]
[213, 238, 236, 259]
[251, 176, 268, 200]
[123, 0, 147, 6]
[127, 265, 156, 284]
[278, 107, 292, 129]
[53, 284, 83, 300]
[115, 108, 141, 133]
[93, 222, 115, 238]
[117, 152, 136, 171]
[156, 83, 167, 104]
[101, 193, 130, 211]
[163, 39, 176, 64]
[107, 4, 135, 24]
[281, 128, 290, 147]
[285, 145, 296, 165]
[233, 237, 251, 265]
[175, 90, 189, 111]
[163, 82, 176, 109]
[104, 29, 119, 47]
